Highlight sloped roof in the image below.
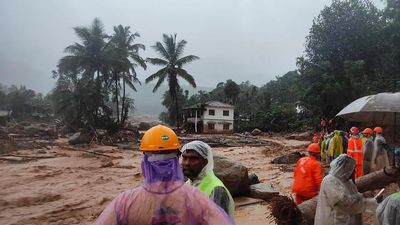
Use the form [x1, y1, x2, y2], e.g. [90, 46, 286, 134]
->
[205, 101, 234, 108]
[184, 101, 234, 110]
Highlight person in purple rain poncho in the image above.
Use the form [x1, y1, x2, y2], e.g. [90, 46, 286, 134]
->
[93, 125, 235, 225]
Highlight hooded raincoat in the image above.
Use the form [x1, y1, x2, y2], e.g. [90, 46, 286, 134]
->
[371, 134, 390, 172]
[314, 154, 367, 225]
[376, 192, 400, 225]
[362, 137, 374, 175]
[328, 130, 344, 160]
[93, 153, 234, 225]
[181, 141, 235, 218]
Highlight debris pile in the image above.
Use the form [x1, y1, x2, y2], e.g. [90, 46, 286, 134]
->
[0, 121, 57, 152]
[267, 195, 307, 225]
[180, 133, 273, 147]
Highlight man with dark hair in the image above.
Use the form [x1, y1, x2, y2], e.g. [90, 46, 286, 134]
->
[180, 141, 235, 218]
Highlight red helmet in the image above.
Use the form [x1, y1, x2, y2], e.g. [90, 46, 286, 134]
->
[350, 127, 359, 135]
[374, 127, 383, 134]
[307, 143, 320, 153]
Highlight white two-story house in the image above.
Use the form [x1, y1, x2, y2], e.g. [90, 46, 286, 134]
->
[183, 101, 234, 133]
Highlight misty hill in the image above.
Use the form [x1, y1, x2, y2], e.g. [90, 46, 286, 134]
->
[128, 84, 212, 117]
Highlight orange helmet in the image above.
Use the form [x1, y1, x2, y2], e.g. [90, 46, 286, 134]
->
[307, 143, 320, 153]
[362, 128, 373, 136]
[373, 127, 383, 134]
[139, 125, 181, 151]
[350, 127, 359, 135]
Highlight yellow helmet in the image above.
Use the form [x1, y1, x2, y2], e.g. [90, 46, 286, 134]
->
[139, 125, 181, 151]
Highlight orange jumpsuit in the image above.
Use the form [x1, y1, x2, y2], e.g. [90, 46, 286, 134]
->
[347, 137, 363, 178]
[292, 156, 323, 204]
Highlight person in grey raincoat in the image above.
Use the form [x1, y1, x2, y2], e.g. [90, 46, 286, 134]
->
[314, 154, 378, 225]
[376, 191, 400, 225]
[371, 127, 390, 172]
[361, 128, 374, 175]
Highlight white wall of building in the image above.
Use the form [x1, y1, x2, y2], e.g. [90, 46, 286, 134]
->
[202, 107, 234, 133]
[203, 107, 234, 121]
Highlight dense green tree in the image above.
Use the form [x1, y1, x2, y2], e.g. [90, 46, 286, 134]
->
[57, 18, 110, 128]
[298, 0, 387, 121]
[54, 19, 145, 131]
[146, 34, 199, 126]
[224, 79, 240, 104]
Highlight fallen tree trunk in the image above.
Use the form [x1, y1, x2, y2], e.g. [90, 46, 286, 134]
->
[298, 167, 400, 224]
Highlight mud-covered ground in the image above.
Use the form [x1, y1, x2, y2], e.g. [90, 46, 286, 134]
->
[0, 135, 390, 225]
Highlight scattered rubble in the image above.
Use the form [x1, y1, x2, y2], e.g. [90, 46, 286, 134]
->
[180, 133, 273, 147]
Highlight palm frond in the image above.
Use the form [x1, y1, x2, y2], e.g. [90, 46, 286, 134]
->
[145, 68, 167, 83]
[176, 55, 199, 66]
[146, 57, 168, 66]
[153, 73, 167, 92]
[124, 78, 137, 92]
[163, 34, 176, 62]
[130, 54, 147, 69]
[73, 27, 91, 43]
[152, 42, 170, 60]
[176, 68, 196, 88]
[132, 43, 145, 51]
[175, 39, 187, 59]
[64, 43, 86, 54]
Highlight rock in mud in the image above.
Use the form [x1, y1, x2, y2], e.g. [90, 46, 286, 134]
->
[214, 154, 250, 197]
[249, 173, 260, 185]
[251, 128, 262, 136]
[68, 132, 91, 145]
[272, 152, 304, 164]
[249, 183, 279, 200]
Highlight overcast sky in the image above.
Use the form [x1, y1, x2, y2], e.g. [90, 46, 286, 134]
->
[0, 0, 385, 94]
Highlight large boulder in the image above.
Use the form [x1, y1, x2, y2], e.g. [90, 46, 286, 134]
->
[214, 154, 250, 197]
[68, 132, 91, 145]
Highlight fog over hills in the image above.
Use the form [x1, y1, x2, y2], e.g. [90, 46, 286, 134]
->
[128, 83, 212, 117]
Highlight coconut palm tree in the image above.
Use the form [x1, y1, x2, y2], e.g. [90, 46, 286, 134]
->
[57, 18, 109, 122]
[108, 25, 146, 124]
[58, 18, 108, 83]
[146, 34, 199, 126]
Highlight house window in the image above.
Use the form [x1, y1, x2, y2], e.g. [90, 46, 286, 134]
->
[208, 109, 215, 116]
[223, 124, 230, 130]
[208, 123, 215, 130]
[223, 110, 229, 116]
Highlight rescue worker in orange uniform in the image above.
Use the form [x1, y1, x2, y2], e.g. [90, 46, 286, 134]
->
[347, 126, 364, 178]
[292, 143, 323, 204]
